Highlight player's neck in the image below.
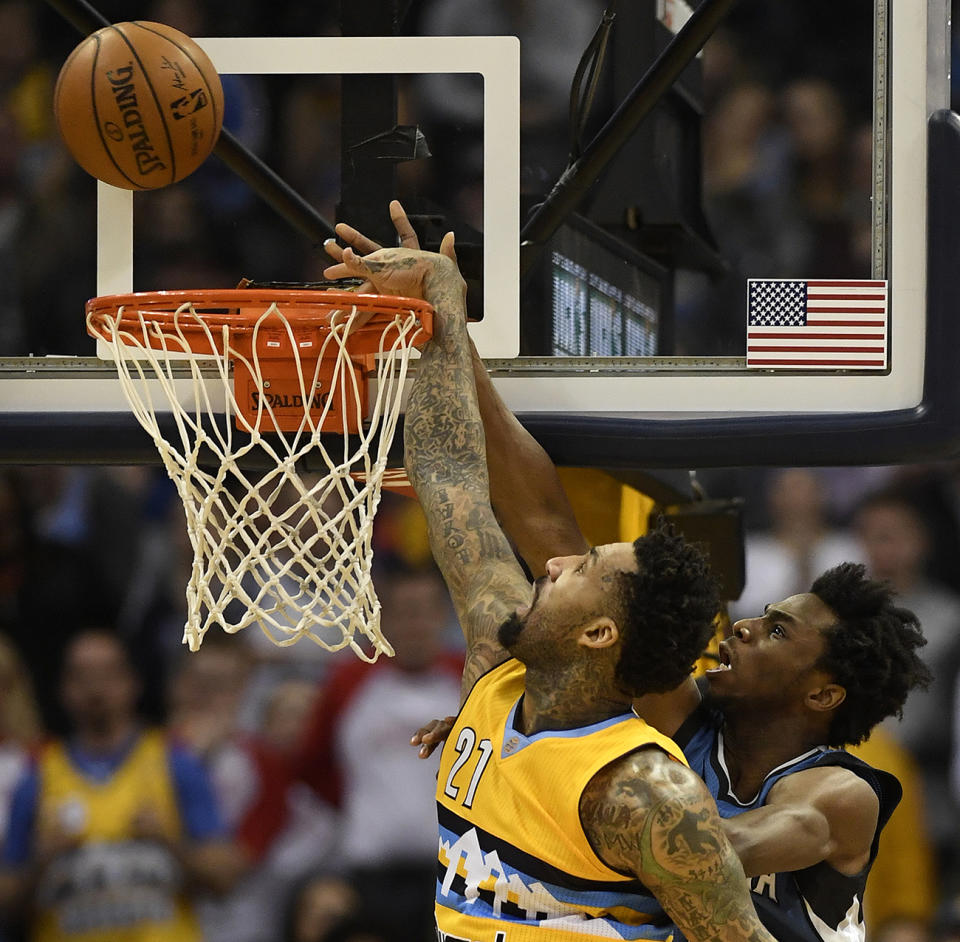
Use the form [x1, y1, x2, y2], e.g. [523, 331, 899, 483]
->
[720, 711, 826, 797]
[73, 715, 139, 756]
[518, 666, 632, 736]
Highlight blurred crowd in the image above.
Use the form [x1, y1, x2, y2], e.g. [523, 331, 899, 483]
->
[3, 460, 960, 941]
[0, 469, 464, 942]
[2, 1, 960, 941]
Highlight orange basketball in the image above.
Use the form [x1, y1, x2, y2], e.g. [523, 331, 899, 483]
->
[54, 21, 224, 190]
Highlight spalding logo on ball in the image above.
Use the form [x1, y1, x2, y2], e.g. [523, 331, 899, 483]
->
[54, 21, 224, 190]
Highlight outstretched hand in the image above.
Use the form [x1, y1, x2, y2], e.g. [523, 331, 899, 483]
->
[323, 244, 459, 304]
[324, 200, 460, 275]
[324, 200, 463, 305]
[410, 715, 456, 759]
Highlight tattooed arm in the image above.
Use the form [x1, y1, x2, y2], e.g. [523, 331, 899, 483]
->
[580, 748, 774, 942]
[324, 200, 586, 577]
[324, 245, 532, 697]
[468, 341, 588, 575]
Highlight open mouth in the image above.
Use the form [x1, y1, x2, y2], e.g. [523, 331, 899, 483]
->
[707, 644, 733, 673]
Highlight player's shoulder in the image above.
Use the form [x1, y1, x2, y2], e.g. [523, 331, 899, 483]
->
[777, 747, 901, 807]
[579, 745, 719, 875]
[583, 744, 708, 817]
[766, 758, 882, 838]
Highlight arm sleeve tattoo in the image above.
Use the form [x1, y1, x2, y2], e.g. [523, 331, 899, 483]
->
[580, 749, 775, 942]
[404, 264, 532, 695]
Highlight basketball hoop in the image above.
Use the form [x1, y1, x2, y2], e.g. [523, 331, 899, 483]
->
[87, 288, 433, 658]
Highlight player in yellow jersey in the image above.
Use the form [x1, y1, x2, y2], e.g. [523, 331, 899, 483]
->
[0, 630, 246, 942]
[325, 235, 775, 942]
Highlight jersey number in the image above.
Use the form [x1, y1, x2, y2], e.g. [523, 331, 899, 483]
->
[443, 726, 493, 808]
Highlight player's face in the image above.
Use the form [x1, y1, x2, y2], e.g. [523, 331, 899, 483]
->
[61, 634, 139, 731]
[499, 543, 635, 654]
[705, 592, 838, 709]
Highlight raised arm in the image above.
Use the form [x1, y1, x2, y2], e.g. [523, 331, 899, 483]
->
[580, 749, 775, 942]
[325, 201, 588, 577]
[469, 340, 588, 574]
[324, 245, 531, 696]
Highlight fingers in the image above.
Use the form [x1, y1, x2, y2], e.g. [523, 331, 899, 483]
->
[410, 722, 436, 745]
[439, 230, 457, 265]
[323, 247, 365, 282]
[334, 222, 382, 256]
[411, 716, 455, 758]
[325, 205, 413, 267]
[410, 723, 436, 759]
[389, 200, 420, 249]
[322, 238, 343, 263]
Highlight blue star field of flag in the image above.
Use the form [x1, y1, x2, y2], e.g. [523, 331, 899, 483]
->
[748, 281, 807, 326]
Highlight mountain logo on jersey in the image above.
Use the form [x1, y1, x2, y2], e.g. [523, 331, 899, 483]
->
[440, 826, 566, 919]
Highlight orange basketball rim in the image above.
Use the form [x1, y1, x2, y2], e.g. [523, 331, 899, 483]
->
[86, 287, 434, 434]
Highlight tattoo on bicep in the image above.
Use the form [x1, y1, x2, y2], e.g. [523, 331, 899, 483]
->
[582, 755, 769, 942]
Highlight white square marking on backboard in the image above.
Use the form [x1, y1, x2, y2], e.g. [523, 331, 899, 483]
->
[96, 35, 520, 359]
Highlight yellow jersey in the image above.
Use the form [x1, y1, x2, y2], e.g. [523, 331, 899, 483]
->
[436, 658, 687, 941]
[32, 729, 202, 942]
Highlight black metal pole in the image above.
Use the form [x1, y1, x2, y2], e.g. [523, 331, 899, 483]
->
[519, 0, 740, 276]
[337, 0, 401, 247]
[42, 0, 337, 244]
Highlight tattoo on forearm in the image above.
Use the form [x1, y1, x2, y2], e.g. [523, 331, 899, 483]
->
[581, 752, 772, 942]
[403, 270, 530, 676]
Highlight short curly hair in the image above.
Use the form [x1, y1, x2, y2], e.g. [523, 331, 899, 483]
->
[613, 522, 719, 696]
[810, 562, 932, 746]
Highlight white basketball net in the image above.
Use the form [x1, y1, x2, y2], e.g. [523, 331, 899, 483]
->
[89, 298, 428, 659]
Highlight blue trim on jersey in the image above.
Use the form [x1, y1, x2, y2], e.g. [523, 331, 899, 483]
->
[65, 732, 136, 782]
[2, 765, 38, 866]
[168, 743, 225, 841]
[500, 697, 637, 758]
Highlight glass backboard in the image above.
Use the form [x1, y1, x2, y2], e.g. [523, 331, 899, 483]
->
[1, 0, 956, 469]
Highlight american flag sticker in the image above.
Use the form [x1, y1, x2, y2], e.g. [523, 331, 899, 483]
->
[746, 279, 889, 369]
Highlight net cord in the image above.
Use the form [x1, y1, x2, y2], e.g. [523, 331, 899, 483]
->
[91, 300, 425, 658]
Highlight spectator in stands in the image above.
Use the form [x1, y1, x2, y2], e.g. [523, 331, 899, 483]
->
[731, 468, 864, 620]
[0, 633, 41, 829]
[168, 636, 296, 942]
[283, 872, 361, 942]
[855, 487, 960, 883]
[296, 560, 463, 942]
[0, 629, 243, 941]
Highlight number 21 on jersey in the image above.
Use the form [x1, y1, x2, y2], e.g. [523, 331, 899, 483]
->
[443, 726, 492, 808]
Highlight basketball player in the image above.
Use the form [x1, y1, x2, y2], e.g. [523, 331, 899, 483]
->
[0, 630, 244, 942]
[324, 242, 776, 942]
[326, 205, 931, 942]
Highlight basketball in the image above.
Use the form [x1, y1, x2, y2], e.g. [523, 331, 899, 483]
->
[53, 21, 224, 190]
